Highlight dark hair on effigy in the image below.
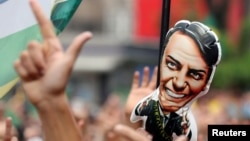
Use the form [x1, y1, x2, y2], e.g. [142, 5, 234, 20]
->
[162, 20, 221, 67]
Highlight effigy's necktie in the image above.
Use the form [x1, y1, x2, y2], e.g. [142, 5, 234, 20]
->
[162, 116, 168, 128]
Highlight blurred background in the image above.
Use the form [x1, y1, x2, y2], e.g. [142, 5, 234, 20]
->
[2, 0, 250, 141]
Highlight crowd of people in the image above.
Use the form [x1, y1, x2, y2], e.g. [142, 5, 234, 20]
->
[1, 0, 249, 141]
[1, 67, 250, 141]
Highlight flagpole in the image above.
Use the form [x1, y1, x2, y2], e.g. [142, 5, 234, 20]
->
[156, 0, 171, 87]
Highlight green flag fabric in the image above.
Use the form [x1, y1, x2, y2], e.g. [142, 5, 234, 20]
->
[51, 0, 82, 34]
[0, 0, 82, 98]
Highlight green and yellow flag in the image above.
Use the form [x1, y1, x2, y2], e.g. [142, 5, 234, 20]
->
[0, 0, 82, 98]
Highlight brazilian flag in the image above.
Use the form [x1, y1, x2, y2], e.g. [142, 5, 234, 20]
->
[0, 0, 82, 98]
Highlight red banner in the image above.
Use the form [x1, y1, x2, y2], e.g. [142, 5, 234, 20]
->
[133, 0, 162, 42]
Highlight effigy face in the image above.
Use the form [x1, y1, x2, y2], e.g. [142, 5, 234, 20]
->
[131, 20, 222, 141]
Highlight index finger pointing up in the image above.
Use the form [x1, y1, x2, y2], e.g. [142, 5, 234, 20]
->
[29, 0, 56, 39]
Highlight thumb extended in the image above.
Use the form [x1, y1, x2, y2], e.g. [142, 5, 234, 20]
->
[66, 31, 92, 62]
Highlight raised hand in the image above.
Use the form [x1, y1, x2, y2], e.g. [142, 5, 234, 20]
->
[124, 66, 157, 128]
[14, 0, 92, 108]
[95, 94, 124, 140]
[13, 1, 92, 141]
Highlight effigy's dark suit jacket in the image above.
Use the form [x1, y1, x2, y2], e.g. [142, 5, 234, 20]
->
[135, 99, 191, 141]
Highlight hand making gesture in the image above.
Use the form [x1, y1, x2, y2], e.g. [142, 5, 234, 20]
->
[14, 0, 92, 108]
[14, 1, 92, 141]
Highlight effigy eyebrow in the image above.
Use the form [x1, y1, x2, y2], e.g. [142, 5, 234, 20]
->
[167, 55, 181, 66]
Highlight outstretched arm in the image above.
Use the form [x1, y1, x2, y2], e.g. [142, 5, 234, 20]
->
[14, 1, 92, 141]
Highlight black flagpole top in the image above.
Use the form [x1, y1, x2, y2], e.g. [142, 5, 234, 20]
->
[156, 0, 171, 87]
